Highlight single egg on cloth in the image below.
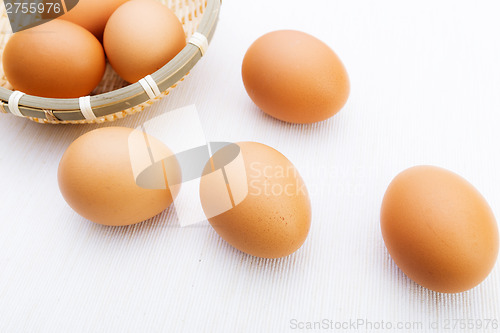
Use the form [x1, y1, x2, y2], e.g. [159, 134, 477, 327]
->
[381, 165, 499, 293]
[58, 127, 181, 226]
[199, 141, 311, 259]
[103, 0, 186, 83]
[2, 19, 106, 98]
[60, 0, 130, 40]
[242, 30, 350, 124]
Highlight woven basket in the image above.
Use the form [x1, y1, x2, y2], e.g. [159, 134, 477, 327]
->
[0, 0, 221, 124]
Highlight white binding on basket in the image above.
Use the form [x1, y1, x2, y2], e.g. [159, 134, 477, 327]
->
[79, 96, 96, 120]
[8, 91, 25, 117]
[189, 32, 209, 56]
[139, 75, 161, 99]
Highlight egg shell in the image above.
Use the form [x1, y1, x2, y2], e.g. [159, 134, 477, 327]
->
[381, 165, 499, 293]
[200, 141, 311, 259]
[2, 19, 106, 98]
[60, 0, 129, 40]
[58, 127, 181, 226]
[103, 0, 186, 83]
[242, 30, 350, 124]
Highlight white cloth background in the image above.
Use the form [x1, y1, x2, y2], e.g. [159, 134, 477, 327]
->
[1, 0, 500, 332]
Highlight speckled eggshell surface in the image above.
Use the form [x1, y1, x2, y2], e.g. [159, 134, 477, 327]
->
[242, 30, 350, 124]
[200, 141, 311, 259]
[58, 127, 181, 226]
[381, 165, 499, 293]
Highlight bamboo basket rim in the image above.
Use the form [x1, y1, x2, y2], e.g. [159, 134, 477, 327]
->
[0, 0, 221, 123]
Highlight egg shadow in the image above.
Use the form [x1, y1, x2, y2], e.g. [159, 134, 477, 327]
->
[243, 97, 350, 142]
[73, 206, 171, 239]
[75, 204, 215, 241]
[379, 241, 474, 312]
[205, 224, 310, 279]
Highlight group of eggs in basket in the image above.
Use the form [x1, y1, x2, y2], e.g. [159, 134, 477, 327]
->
[9, 0, 495, 295]
[2, 0, 186, 97]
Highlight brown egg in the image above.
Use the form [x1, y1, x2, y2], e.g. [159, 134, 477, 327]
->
[103, 0, 186, 83]
[2, 19, 105, 98]
[200, 142, 311, 258]
[58, 127, 181, 226]
[381, 165, 499, 293]
[60, 0, 129, 40]
[242, 30, 350, 124]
